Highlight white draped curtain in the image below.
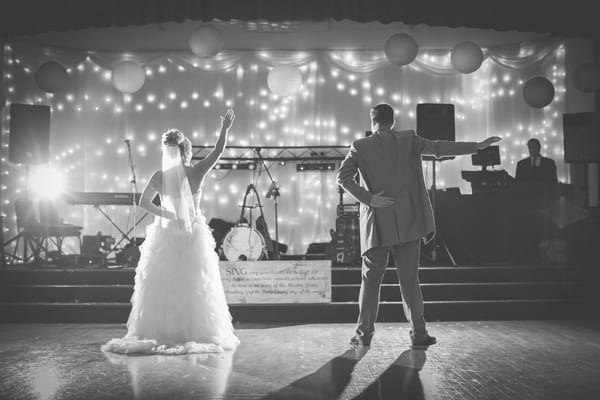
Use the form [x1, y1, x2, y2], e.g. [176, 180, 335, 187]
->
[1, 38, 567, 254]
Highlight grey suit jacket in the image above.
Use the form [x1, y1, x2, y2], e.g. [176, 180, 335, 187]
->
[336, 128, 477, 255]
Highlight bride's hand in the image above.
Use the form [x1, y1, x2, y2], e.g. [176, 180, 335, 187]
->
[220, 109, 235, 130]
[176, 218, 187, 230]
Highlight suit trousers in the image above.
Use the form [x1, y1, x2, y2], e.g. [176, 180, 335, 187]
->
[356, 240, 426, 337]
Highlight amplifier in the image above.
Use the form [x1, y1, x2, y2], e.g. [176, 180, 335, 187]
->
[337, 203, 360, 216]
[330, 215, 361, 265]
[335, 215, 359, 235]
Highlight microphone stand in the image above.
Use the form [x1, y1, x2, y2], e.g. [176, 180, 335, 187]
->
[254, 147, 281, 259]
[125, 140, 139, 267]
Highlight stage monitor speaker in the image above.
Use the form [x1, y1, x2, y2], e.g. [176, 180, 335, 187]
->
[416, 103, 455, 141]
[8, 103, 51, 164]
[562, 112, 600, 163]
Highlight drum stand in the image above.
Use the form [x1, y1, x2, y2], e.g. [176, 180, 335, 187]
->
[254, 147, 281, 259]
[236, 184, 268, 261]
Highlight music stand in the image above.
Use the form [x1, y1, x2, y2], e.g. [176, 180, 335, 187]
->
[118, 139, 143, 267]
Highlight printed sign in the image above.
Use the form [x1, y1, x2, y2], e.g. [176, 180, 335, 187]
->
[220, 260, 331, 304]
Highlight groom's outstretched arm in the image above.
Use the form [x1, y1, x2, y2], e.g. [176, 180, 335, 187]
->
[412, 131, 502, 158]
[336, 142, 373, 206]
[412, 131, 477, 158]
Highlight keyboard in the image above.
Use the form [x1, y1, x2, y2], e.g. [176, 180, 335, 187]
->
[64, 192, 141, 206]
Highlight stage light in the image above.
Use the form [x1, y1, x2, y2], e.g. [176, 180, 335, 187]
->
[214, 162, 256, 170]
[28, 166, 66, 200]
[296, 163, 336, 172]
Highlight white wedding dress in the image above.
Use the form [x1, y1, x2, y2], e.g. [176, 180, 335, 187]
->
[102, 146, 239, 355]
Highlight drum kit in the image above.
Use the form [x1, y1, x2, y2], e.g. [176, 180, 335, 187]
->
[222, 223, 266, 261]
[220, 147, 284, 262]
[221, 183, 277, 261]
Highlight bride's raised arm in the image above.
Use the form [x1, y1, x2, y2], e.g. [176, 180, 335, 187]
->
[193, 109, 235, 174]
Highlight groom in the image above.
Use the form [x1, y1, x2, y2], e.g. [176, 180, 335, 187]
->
[337, 103, 501, 347]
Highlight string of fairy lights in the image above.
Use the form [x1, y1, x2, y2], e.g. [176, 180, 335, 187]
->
[0, 40, 567, 254]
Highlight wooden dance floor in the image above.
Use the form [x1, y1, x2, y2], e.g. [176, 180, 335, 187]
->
[1, 320, 599, 399]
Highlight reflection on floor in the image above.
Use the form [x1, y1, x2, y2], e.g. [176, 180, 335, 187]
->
[1, 321, 600, 399]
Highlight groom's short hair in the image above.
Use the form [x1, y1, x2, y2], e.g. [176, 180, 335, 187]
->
[371, 103, 394, 126]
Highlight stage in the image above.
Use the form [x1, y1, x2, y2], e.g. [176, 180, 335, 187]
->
[1, 320, 599, 400]
[1, 261, 597, 323]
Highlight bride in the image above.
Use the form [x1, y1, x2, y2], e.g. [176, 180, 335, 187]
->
[102, 109, 240, 355]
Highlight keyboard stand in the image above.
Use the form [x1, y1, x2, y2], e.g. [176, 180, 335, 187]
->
[93, 204, 149, 257]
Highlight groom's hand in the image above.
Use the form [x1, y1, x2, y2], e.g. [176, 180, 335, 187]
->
[476, 136, 502, 150]
[370, 190, 396, 208]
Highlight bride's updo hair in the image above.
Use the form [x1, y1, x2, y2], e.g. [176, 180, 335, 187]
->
[162, 129, 192, 165]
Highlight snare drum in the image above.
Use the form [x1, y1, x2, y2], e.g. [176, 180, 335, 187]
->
[222, 225, 266, 261]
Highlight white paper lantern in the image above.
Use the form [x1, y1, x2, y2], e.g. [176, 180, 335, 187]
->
[573, 63, 600, 93]
[451, 41, 484, 74]
[267, 65, 302, 96]
[35, 61, 68, 93]
[111, 61, 146, 94]
[384, 33, 418, 66]
[522, 77, 555, 108]
[189, 25, 224, 58]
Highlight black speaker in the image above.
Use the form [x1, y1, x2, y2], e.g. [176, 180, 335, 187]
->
[562, 112, 600, 163]
[416, 103, 455, 141]
[8, 104, 51, 164]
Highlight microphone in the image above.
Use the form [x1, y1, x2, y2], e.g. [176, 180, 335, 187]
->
[125, 139, 130, 144]
[266, 181, 279, 199]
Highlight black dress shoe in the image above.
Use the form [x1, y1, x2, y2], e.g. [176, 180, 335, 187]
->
[349, 333, 372, 347]
[411, 334, 437, 347]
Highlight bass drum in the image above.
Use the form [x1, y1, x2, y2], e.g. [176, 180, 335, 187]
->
[222, 225, 266, 261]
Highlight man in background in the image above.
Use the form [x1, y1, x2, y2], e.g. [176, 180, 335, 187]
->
[515, 138, 558, 183]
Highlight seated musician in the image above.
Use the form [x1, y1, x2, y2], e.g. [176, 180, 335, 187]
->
[515, 138, 558, 183]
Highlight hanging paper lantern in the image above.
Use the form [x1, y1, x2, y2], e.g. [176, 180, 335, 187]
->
[451, 41, 484, 74]
[267, 65, 303, 96]
[35, 61, 68, 93]
[188, 25, 224, 58]
[384, 33, 418, 66]
[111, 61, 146, 94]
[522, 77, 555, 108]
[573, 63, 600, 93]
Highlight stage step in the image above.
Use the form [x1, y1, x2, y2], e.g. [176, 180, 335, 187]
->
[0, 264, 593, 323]
[333, 265, 585, 284]
[0, 299, 588, 323]
[0, 281, 585, 303]
[331, 282, 584, 302]
[0, 269, 135, 285]
[0, 264, 584, 285]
